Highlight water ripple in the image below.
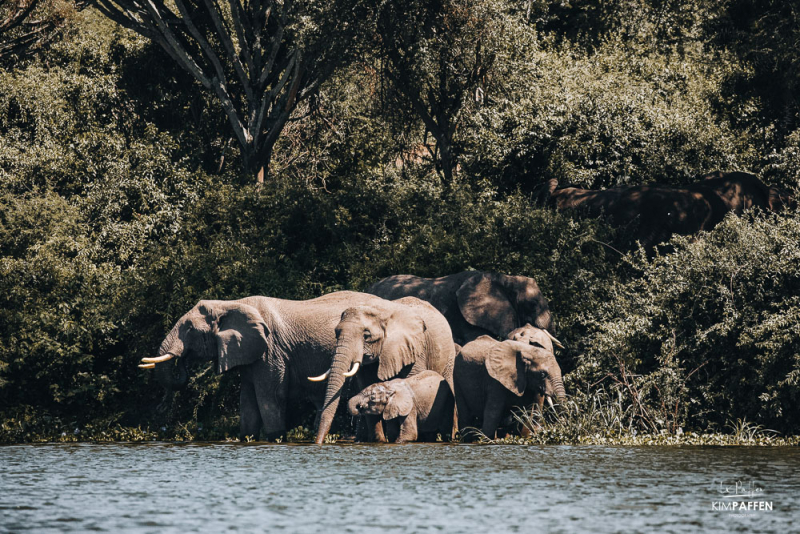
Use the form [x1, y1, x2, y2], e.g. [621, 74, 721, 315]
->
[0, 444, 797, 532]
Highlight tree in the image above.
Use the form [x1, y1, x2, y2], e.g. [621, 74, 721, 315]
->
[0, 0, 86, 62]
[377, 0, 498, 183]
[95, 0, 367, 184]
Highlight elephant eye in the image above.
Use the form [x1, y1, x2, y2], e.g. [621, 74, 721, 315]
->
[529, 341, 544, 349]
[363, 331, 372, 340]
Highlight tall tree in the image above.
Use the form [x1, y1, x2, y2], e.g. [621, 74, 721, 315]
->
[0, 0, 86, 62]
[95, 0, 367, 183]
[377, 0, 498, 183]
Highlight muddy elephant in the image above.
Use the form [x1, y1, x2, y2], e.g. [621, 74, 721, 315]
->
[139, 291, 390, 441]
[454, 335, 565, 440]
[366, 270, 560, 345]
[545, 179, 728, 250]
[348, 371, 454, 443]
[311, 296, 456, 444]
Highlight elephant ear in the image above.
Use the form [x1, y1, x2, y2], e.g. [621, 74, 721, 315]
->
[456, 273, 516, 337]
[486, 341, 526, 397]
[383, 383, 414, 420]
[203, 302, 270, 373]
[377, 307, 426, 381]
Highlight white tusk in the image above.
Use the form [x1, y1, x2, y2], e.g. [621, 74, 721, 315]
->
[545, 330, 565, 349]
[138, 363, 156, 369]
[308, 369, 331, 382]
[343, 362, 360, 377]
[547, 396, 555, 410]
[141, 353, 176, 364]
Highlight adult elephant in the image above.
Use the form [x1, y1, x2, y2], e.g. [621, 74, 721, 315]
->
[366, 271, 560, 346]
[312, 296, 456, 444]
[139, 291, 388, 441]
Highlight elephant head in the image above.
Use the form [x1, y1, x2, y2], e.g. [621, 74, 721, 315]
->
[455, 272, 555, 336]
[348, 381, 414, 421]
[312, 303, 426, 444]
[486, 339, 566, 408]
[508, 323, 564, 350]
[140, 300, 269, 394]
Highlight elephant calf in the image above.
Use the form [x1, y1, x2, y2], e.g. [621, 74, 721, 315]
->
[348, 371, 454, 443]
[454, 334, 565, 441]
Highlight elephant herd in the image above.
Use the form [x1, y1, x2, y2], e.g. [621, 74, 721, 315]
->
[139, 271, 565, 443]
[540, 171, 796, 250]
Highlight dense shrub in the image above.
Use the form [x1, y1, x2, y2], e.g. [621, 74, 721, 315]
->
[573, 212, 800, 434]
[464, 38, 759, 192]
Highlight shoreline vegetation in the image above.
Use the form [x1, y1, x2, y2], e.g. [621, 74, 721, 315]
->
[2, 3, 800, 445]
[4, 405, 799, 446]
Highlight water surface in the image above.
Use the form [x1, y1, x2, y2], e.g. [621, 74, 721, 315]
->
[1, 443, 798, 532]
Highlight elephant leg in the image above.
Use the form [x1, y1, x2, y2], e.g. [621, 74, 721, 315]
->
[365, 414, 388, 443]
[253, 364, 289, 441]
[481, 386, 507, 440]
[396, 415, 418, 443]
[454, 388, 476, 442]
[239, 379, 262, 441]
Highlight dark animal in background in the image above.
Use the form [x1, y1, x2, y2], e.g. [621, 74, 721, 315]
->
[348, 371, 454, 443]
[544, 178, 727, 250]
[696, 171, 771, 214]
[698, 170, 796, 213]
[366, 270, 561, 346]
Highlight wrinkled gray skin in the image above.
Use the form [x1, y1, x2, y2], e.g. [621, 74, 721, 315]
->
[317, 297, 456, 444]
[454, 335, 565, 440]
[366, 271, 556, 345]
[348, 371, 454, 443]
[145, 292, 388, 441]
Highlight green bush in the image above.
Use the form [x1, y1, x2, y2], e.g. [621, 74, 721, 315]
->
[464, 38, 758, 191]
[572, 211, 800, 434]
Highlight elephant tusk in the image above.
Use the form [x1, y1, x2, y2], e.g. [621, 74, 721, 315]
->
[547, 396, 555, 410]
[141, 353, 176, 364]
[138, 363, 156, 369]
[545, 331, 565, 350]
[308, 369, 331, 382]
[343, 362, 360, 377]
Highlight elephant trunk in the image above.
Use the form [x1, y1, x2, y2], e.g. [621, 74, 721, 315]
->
[548, 364, 566, 403]
[315, 336, 362, 444]
[153, 324, 188, 391]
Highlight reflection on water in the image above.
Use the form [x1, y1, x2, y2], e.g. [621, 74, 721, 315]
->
[1, 443, 798, 533]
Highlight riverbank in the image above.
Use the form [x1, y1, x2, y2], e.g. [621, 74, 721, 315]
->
[3, 418, 798, 446]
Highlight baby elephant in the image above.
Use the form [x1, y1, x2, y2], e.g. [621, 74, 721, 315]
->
[348, 371, 454, 443]
[454, 334, 565, 440]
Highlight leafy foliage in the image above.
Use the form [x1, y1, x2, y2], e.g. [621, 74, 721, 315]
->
[1, 1, 800, 442]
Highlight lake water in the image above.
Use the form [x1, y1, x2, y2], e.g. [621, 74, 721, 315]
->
[1, 443, 798, 533]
